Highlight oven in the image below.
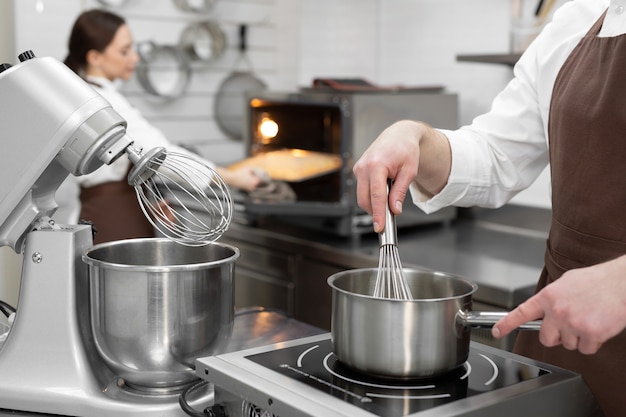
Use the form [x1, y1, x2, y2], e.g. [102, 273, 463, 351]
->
[229, 90, 459, 237]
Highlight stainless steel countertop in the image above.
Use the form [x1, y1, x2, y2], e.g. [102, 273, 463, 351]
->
[236, 204, 551, 309]
[228, 307, 326, 352]
[165, 186, 551, 309]
[0, 309, 325, 417]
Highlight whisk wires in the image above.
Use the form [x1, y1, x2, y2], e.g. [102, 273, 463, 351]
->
[374, 244, 412, 299]
[372, 183, 413, 300]
[128, 148, 233, 246]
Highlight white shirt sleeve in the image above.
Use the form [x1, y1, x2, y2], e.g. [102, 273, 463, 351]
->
[411, 0, 608, 213]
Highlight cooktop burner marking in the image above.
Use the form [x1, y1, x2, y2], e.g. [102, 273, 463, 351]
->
[280, 363, 372, 403]
[297, 344, 319, 367]
[241, 338, 556, 415]
[461, 362, 471, 380]
[365, 392, 452, 400]
[322, 353, 436, 390]
[479, 354, 499, 386]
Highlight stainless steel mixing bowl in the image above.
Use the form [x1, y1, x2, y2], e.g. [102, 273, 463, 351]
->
[83, 238, 238, 391]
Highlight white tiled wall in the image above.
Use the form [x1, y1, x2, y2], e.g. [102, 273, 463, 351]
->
[298, 0, 514, 126]
[296, 0, 552, 209]
[12, 0, 520, 161]
[10, 0, 565, 200]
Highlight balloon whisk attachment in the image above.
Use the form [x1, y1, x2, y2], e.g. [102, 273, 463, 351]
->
[126, 146, 232, 246]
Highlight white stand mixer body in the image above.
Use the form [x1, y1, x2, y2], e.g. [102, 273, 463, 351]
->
[0, 56, 130, 252]
[0, 225, 194, 415]
[0, 54, 211, 415]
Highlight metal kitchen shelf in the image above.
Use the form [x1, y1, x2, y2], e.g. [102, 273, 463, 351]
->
[456, 53, 522, 67]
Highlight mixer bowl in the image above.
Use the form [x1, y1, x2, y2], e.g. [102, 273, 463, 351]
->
[83, 238, 238, 391]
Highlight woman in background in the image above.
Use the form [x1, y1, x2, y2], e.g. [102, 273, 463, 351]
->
[65, 9, 261, 243]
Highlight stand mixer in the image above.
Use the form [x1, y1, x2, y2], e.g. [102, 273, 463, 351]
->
[0, 52, 225, 416]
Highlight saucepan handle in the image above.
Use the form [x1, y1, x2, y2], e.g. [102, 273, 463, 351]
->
[458, 310, 542, 330]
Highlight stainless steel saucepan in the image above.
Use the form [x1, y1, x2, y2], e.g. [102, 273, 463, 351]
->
[328, 268, 540, 379]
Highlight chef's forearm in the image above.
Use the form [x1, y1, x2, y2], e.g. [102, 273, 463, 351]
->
[414, 122, 452, 198]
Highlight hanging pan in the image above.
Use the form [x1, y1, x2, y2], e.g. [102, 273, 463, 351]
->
[214, 24, 267, 141]
[95, 0, 131, 6]
[172, 0, 215, 13]
[179, 21, 226, 63]
[135, 41, 191, 100]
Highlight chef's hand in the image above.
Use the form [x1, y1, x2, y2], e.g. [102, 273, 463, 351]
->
[216, 166, 265, 192]
[157, 199, 175, 222]
[352, 120, 451, 233]
[492, 254, 626, 355]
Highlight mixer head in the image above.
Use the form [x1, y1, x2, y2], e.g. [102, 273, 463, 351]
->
[0, 52, 232, 251]
[0, 53, 132, 251]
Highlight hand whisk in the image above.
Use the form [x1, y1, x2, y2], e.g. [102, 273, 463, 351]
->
[125, 145, 233, 247]
[373, 185, 413, 300]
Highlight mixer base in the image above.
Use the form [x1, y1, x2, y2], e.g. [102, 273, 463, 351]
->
[0, 226, 208, 416]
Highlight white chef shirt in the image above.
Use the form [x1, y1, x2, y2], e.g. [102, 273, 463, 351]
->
[76, 76, 213, 188]
[413, 0, 619, 213]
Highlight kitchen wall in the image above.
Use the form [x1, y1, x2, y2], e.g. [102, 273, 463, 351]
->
[10, 0, 555, 208]
[13, 2, 547, 144]
[296, 0, 554, 208]
[1, 0, 558, 305]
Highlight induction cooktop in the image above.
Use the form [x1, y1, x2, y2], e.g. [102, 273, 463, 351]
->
[196, 333, 604, 417]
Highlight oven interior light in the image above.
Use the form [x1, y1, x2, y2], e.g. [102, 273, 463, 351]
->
[259, 117, 279, 142]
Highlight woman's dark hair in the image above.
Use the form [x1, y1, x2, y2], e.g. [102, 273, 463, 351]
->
[64, 9, 126, 76]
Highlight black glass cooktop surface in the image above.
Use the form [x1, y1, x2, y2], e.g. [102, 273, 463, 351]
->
[246, 338, 548, 417]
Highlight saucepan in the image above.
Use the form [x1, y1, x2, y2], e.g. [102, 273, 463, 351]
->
[328, 268, 541, 379]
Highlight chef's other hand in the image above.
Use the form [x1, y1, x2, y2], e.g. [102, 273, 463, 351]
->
[353, 120, 451, 233]
[156, 199, 175, 223]
[492, 254, 626, 355]
[216, 166, 265, 192]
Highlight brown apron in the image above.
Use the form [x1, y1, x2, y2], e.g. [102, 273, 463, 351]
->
[514, 11, 626, 417]
[79, 178, 154, 245]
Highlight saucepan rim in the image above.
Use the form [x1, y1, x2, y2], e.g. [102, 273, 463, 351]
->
[327, 267, 478, 302]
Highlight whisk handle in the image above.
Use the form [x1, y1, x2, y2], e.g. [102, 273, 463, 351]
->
[379, 182, 398, 246]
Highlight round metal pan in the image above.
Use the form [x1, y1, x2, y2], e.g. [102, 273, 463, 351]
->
[328, 268, 541, 379]
[172, 0, 215, 13]
[214, 24, 267, 140]
[135, 41, 191, 100]
[179, 21, 226, 63]
[95, 0, 130, 6]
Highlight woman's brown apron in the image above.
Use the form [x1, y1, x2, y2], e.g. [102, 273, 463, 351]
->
[514, 11, 626, 417]
[79, 177, 154, 245]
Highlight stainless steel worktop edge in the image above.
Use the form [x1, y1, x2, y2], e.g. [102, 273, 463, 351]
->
[222, 205, 551, 310]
